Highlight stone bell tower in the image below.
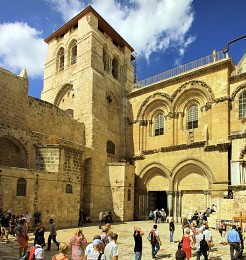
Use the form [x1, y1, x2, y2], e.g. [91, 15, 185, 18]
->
[41, 6, 135, 220]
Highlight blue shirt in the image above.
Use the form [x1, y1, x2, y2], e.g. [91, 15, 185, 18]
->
[227, 229, 241, 243]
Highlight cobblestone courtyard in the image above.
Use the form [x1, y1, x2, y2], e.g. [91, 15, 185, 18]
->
[0, 220, 244, 259]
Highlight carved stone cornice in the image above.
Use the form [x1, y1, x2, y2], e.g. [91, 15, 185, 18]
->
[213, 181, 229, 184]
[214, 96, 230, 103]
[231, 83, 246, 101]
[229, 132, 246, 140]
[140, 141, 205, 156]
[204, 143, 230, 152]
[200, 102, 212, 112]
[132, 154, 145, 161]
[229, 185, 246, 191]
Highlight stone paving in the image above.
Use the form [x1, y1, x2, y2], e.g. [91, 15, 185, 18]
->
[0, 220, 245, 259]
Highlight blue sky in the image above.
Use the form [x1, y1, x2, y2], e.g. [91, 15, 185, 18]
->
[0, 0, 246, 98]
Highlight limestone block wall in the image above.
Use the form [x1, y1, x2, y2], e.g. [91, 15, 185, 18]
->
[0, 68, 28, 129]
[0, 166, 81, 228]
[107, 162, 135, 221]
[27, 97, 85, 145]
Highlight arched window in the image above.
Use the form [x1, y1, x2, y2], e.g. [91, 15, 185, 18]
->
[69, 40, 77, 65]
[239, 91, 246, 119]
[107, 141, 115, 155]
[66, 184, 73, 194]
[103, 47, 108, 71]
[112, 58, 118, 79]
[127, 189, 131, 201]
[58, 47, 65, 71]
[187, 104, 198, 129]
[16, 178, 27, 196]
[154, 112, 164, 136]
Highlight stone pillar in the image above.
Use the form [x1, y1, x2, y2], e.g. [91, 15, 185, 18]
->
[204, 191, 209, 209]
[178, 191, 182, 223]
[167, 191, 174, 217]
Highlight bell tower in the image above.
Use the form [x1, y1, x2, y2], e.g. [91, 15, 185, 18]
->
[42, 6, 135, 220]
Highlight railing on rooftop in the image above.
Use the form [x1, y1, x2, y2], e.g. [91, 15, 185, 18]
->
[134, 50, 227, 88]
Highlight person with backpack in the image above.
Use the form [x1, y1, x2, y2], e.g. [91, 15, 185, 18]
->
[16, 218, 29, 258]
[149, 224, 162, 259]
[195, 229, 208, 260]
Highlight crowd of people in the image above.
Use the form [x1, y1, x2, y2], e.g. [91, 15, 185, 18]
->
[1, 207, 246, 259]
[0, 209, 118, 260]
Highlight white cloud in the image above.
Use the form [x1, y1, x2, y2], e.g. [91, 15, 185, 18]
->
[0, 0, 195, 80]
[0, 22, 47, 78]
[47, 0, 195, 60]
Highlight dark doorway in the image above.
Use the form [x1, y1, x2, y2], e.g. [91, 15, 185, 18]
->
[149, 191, 167, 212]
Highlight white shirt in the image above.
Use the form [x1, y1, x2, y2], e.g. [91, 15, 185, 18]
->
[203, 229, 212, 242]
[34, 245, 44, 260]
[104, 241, 118, 260]
[85, 243, 93, 256]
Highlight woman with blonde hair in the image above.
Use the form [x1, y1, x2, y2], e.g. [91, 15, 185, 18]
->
[180, 229, 194, 260]
[52, 242, 70, 260]
[70, 228, 87, 260]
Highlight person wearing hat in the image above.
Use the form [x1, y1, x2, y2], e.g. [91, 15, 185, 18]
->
[84, 235, 101, 259]
[86, 239, 105, 260]
[100, 226, 109, 248]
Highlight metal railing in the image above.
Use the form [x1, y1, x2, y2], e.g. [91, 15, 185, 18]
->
[134, 50, 227, 88]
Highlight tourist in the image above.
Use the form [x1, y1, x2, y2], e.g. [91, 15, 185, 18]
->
[52, 242, 69, 260]
[86, 239, 105, 260]
[180, 229, 194, 260]
[23, 210, 32, 230]
[175, 242, 186, 260]
[150, 224, 162, 259]
[34, 223, 45, 246]
[99, 211, 105, 229]
[100, 226, 109, 249]
[188, 212, 193, 225]
[227, 225, 241, 260]
[78, 209, 84, 226]
[169, 218, 175, 243]
[104, 232, 118, 260]
[1, 210, 11, 242]
[237, 227, 244, 258]
[34, 211, 41, 225]
[16, 218, 29, 258]
[220, 221, 227, 245]
[84, 235, 101, 259]
[34, 235, 45, 260]
[70, 228, 87, 260]
[133, 226, 144, 260]
[46, 218, 60, 251]
[195, 229, 208, 260]
[108, 210, 113, 223]
[203, 224, 213, 257]
[148, 210, 154, 222]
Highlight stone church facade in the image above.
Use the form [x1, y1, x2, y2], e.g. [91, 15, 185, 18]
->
[0, 6, 246, 227]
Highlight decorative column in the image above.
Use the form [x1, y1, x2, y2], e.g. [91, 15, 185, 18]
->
[178, 191, 182, 223]
[166, 191, 174, 218]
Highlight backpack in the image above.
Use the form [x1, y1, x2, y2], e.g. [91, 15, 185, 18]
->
[20, 247, 36, 260]
[14, 223, 24, 237]
[147, 229, 156, 243]
[200, 235, 209, 252]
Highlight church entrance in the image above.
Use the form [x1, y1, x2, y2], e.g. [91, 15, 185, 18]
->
[149, 191, 167, 212]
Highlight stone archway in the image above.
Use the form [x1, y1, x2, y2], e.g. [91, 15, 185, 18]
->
[0, 136, 27, 168]
[135, 163, 171, 220]
[172, 158, 213, 219]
